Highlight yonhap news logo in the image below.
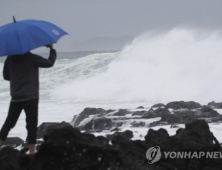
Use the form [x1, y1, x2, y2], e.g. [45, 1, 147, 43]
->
[146, 146, 161, 164]
[146, 146, 222, 164]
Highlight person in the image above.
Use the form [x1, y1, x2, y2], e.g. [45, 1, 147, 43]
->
[0, 44, 56, 154]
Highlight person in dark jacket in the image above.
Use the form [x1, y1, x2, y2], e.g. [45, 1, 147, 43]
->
[0, 44, 56, 154]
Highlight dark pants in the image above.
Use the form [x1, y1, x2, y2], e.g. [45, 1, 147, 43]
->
[0, 99, 38, 144]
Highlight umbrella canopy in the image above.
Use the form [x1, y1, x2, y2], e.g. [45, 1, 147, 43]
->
[0, 17, 68, 57]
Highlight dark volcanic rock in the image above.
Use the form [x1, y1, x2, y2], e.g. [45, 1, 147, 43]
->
[30, 127, 130, 170]
[173, 105, 220, 123]
[132, 110, 147, 116]
[0, 120, 222, 170]
[72, 108, 107, 127]
[136, 106, 145, 109]
[143, 108, 170, 118]
[160, 113, 182, 124]
[145, 128, 169, 145]
[131, 121, 145, 127]
[113, 109, 131, 116]
[3, 137, 24, 148]
[151, 103, 165, 110]
[146, 120, 222, 170]
[208, 101, 222, 109]
[82, 117, 112, 131]
[37, 121, 71, 139]
[0, 147, 20, 170]
[166, 101, 202, 110]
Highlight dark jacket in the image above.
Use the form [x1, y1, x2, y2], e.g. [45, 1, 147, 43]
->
[3, 49, 56, 101]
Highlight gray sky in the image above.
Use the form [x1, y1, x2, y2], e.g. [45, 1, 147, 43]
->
[1, 0, 222, 51]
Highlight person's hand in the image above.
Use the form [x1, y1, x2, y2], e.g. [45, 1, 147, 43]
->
[45, 44, 54, 49]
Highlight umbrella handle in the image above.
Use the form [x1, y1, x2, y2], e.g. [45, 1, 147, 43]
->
[13, 16, 16, 23]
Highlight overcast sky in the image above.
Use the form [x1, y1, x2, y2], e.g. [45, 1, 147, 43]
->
[1, 0, 222, 51]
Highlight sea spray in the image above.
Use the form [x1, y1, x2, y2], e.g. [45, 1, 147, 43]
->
[51, 29, 222, 104]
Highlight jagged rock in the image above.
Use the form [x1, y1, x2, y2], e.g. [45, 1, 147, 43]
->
[146, 120, 222, 170]
[131, 121, 145, 127]
[170, 124, 180, 128]
[33, 126, 128, 170]
[145, 128, 169, 145]
[199, 105, 220, 117]
[0, 147, 20, 170]
[208, 101, 222, 109]
[82, 117, 112, 131]
[151, 103, 165, 110]
[113, 109, 131, 116]
[160, 113, 182, 124]
[0, 119, 222, 170]
[37, 121, 71, 139]
[108, 130, 133, 140]
[143, 108, 170, 118]
[132, 110, 147, 116]
[166, 101, 202, 110]
[136, 106, 145, 109]
[72, 108, 107, 127]
[110, 127, 120, 132]
[3, 137, 24, 148]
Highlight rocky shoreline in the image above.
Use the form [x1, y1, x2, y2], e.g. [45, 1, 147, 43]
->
[1, 101, 222, 170]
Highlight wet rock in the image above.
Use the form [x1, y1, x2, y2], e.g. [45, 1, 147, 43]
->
[131, 121, 145, 127]
[160, 113, 182, 124]
[72, 108, 107, 127]
[0, 147, 20, 170]
[82, 117, 112, 131]
[166, 101, 202, 110]
[0, 119, 222, 170]
[34, 126, 128, 170]
[151, 103, 165, 110]
[132, 110, 147, 116]
[113, 109, 131, 116]
[145, 128, 169, 145]
[208, 101, 222, 109]
[37, 121, 71, 139]
[3, 137, 24, 148]
[136, 106, 145, 109]
[170, 124, 180, 128]
[143, 108, 170, 118]
[146, 120, 222, 170]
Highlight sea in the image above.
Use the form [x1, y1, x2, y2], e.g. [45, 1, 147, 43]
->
[1, 29, 222, 140]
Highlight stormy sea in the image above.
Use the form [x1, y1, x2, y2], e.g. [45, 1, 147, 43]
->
[1, 29, 222, 169]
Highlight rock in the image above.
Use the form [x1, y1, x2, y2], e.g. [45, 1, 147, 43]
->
[34, 126, 128, 170]
[160, 113, 182, 124]
[0, 147, 20, 170]
[166, 101, 202, 110]
[72, 108, 107, 127]
[109, 130, 134, 140]
[131, 121, 145, 127]
[3, 137, 24, 148]
[208, 101, 222, 109]
[170, 124, 180, 128]
[37, 121, 72, 139]
[151, 103, 165, 110]
[82, 117, 112, 131]
[143, 108, 170, 118]
[113, 109, 131, 116]
[145, 128, 169, 145]
[132, 110, 147, 116]
[199, 105, 220, 117]
[0, 119, 222, 170]
[110, 127, 120, 132]
[146, 120, 222, 170]
[136, 106, 145, 109]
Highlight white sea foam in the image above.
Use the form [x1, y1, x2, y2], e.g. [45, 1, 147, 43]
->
[52, 29, 222, 105]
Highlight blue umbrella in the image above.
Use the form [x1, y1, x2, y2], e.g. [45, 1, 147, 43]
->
[0, 17, 68, 57]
